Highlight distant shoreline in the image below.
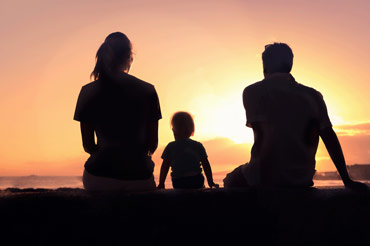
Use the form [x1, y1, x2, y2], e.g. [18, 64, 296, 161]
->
[1, 163, 369, 179]
[0, 164, 369, 189]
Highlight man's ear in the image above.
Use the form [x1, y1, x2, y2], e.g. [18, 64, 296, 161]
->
[263, 68, 268, 78]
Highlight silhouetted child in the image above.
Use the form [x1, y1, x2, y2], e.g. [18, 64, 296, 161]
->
[157, 111, 219, 189]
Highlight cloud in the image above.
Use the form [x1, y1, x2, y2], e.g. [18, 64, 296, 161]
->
[337, 134, 370, 164]
[23, 157, 85, 176]
[334, 122, 370, 136]
[316, 122, 370, 170]
[333, 123, 370, 164]
[202, 138, 252, 171]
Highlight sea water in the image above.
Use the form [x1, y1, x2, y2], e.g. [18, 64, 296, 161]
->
[1, 173, 366, 190]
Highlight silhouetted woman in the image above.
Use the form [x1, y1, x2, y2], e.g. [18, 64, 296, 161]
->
[74, 32, 161, 192]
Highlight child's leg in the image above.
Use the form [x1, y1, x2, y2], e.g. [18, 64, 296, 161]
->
[172, 174, 205, 189]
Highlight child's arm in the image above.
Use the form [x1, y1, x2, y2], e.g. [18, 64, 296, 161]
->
[157, 158, 170, 189]
[201, 157, 219, 188]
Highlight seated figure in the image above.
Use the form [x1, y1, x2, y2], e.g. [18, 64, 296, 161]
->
[224, 43, 367, 191]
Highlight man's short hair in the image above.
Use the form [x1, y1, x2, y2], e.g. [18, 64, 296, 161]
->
[262, 43, 294, 74]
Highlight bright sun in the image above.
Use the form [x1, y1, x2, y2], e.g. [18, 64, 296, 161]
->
[190, 91, 254, 144]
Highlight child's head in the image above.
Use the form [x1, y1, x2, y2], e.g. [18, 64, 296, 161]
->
[171, 111, 195, 139]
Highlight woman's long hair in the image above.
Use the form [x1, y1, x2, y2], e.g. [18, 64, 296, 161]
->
[91, 32, 133, 81]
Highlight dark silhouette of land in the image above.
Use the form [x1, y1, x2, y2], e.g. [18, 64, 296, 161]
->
[314, 164, 370, 180]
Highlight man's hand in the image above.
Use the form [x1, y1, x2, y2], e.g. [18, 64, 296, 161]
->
[344, 180, 369, 192]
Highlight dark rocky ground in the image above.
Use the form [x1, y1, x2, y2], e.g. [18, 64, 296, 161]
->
[0, 187, 369, 246]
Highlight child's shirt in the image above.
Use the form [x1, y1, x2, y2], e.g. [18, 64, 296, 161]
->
[161, 138, 207, 179]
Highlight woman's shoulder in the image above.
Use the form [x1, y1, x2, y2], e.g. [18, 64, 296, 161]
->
[79, 80, 102, 97]
[81, 80, 99, 89]
[121, 73, 156, 91]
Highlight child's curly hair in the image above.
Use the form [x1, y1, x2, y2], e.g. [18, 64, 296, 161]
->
[171, 111, 195, 138]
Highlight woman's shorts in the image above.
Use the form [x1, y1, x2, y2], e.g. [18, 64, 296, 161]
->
[83, 169, 156, 192]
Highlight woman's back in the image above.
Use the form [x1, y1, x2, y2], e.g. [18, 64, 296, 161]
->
[74, 73, 161, 180]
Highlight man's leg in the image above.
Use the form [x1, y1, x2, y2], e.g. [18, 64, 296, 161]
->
[223, 164, 249, 188]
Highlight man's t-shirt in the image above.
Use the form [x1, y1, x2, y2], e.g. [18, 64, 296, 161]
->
[242, 73, 332, 186]
[74, 73, 162, 180]
[161, 139, 207, 179]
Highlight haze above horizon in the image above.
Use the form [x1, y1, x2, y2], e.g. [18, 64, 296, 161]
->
[0, 0, 370, 176]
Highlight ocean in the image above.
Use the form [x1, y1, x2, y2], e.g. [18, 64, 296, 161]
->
[1, 173, 367, 190]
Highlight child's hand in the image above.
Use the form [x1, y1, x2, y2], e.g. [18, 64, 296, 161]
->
[209, 182, 219, 189]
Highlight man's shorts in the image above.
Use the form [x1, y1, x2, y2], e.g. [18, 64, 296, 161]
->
[223, 164, 250, 188]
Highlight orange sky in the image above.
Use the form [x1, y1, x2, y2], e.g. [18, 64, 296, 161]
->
[0, 0, 370, 176]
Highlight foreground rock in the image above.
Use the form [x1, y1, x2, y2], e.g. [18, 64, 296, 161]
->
[0, 187, 369, 245]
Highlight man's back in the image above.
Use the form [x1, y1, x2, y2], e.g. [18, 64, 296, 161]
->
[243, 73, 332, 186]
[225, 42, 367, 191]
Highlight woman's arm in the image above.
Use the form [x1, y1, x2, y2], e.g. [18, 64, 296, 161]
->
[147, 120, 159, 155]
[157, 158, 170, 189]
[80, 122, 98, 155]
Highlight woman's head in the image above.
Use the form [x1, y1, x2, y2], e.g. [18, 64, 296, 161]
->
[91, 32, 133, 80]
[171, 111, 195, 139]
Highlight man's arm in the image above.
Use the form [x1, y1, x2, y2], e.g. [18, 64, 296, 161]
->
[80, 122, 98, 155]
[319, 126, 368, 191]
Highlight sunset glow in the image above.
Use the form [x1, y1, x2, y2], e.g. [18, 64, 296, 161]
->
[1, 0, 370, 176]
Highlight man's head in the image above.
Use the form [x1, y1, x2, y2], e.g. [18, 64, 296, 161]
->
[262, 43, 294, 76]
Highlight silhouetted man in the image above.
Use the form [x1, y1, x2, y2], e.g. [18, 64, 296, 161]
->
[224, 43, 367, 190]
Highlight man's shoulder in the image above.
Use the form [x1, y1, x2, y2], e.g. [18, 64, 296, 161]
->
[295, 82, 323, 98]
[243, 80, 265, 96]
[244, 80, 264, 91]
